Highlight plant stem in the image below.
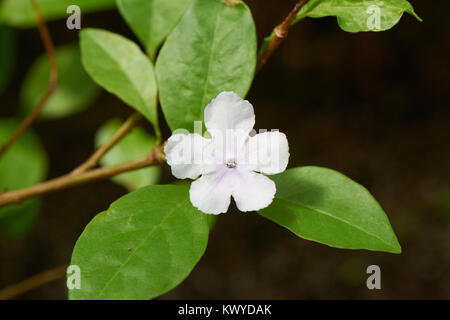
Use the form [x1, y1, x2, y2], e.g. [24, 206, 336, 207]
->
[0, 0, 58, 158]
[0, 146, 165, 208]
[0, 265, 68, 300]
[71, 112, 143, 175]
[0, 1, 311, 299]
[0, 0, 306, 210]
[256, 0, 309, 72]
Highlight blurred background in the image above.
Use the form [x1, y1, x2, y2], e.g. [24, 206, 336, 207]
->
[0, 0, 449, 299]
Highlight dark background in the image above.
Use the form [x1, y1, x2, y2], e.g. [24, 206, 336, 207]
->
[0, 0, 449, 299]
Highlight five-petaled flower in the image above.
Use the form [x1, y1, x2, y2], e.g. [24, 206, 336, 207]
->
[164, 91, 290, 214]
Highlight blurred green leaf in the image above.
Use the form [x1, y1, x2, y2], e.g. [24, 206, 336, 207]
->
[117, 0, 194, 60]
[337, 257, 367, 287]
[433, 188, 450, 219]
[0, 25, 15, 94]
[259, 166, 402, 254]
[0, 0, 116, 27]
[69, 185, 210, 299]
[156, 0, 257, 132]
[0, 119, 48, 237]
[20, 45, 101, 120]
[294, 0, 422, 32]
[0, 199, 40, 237]
[80, 28, 158, 128]
[95, 118, 161, 191]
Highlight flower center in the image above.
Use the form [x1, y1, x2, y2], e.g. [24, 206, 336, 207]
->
[226, 161, 236, 168]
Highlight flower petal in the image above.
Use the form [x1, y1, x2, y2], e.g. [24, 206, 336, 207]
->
[240, 131, 290, 175]
[232, 170, 276, 212]
[204, 91, 255, 137]
[164, 133, 215, 179]
[189, 168, 235, 214]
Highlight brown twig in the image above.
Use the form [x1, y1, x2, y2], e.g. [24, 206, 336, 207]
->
[0, 145, 165, 208]
[256, 0, 310, 73]
[0, 1, 306, 208]
[0, 1, 306, 300]
[0, 265, 68, 300]
[0, 0, 58, 158]
[71, 112, 143, 175]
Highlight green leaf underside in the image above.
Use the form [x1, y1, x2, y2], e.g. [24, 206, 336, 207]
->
[69, 185, 209, 300]
[295, 0, 422, 32]
[0, 119, 47, 237]
[20, 45, 101, 120]
[156, 0, 257, 132]
[95, 118, 161, 191]
[259, 0, 421, 57]
[0, 26, 15, 94]
[0, 0, 116, 27]
[259, 167, 401, 254]
[117, 0, 194, 60]
[80, 28, 158, 127]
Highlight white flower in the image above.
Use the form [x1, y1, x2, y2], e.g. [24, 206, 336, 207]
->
[164, 91, 290, 214]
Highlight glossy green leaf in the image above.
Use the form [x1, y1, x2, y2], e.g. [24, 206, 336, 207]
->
[156, 0, 257, 132]
[294, 0, 422, 32]
[0, 119, 48, 237]
[259, 166, 401, 254]
[95, 118, 161, 191]
[117, 0, 194, 60]
[260, 0, 421, 60]
[0, 0, 116, 27]
[20, 45, 101, 120]
[69, 185, 209, 300]
[80, 28, 158, 128]
[0, 25, 15, 94]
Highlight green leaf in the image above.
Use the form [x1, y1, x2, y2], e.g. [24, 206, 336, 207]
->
[117, 0, 194, 60]
[20, 45, 101, 120]
[156, 0, 257, 132]
[69, 185, 209, 300]
[80, 28, 159, 129]
[259, 0, 421, 61]
[95, 118, 161, 191]
[259, 167, 401, 254]
[0, 25, 15, 94]
[0, 119, 48, 237]
[294, 0, 422, 32]
[0, 199, 41, 237]
[0, 0, 116, 27]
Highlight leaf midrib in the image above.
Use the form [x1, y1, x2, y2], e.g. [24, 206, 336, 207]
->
[88, 32, 151, 119]
[274, 196, 397, 251]
[298, 0, 414, 20]
[95, 199, 188, 298]
[199, 3, 222, 118]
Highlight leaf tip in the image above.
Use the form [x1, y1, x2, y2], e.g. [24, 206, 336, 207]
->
[407, 7, 423, 22]
[387, 240, 402, 254]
